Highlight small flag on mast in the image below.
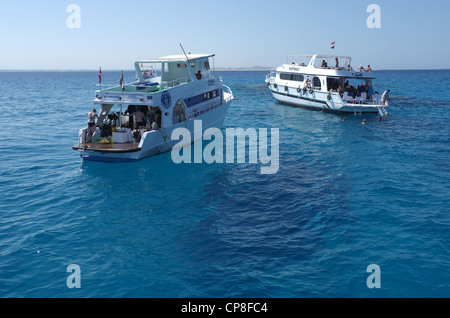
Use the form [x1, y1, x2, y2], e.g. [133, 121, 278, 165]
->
[330, 41, 335, 49]
[98, 67, 102, 83]
[120, 71, 124, 92]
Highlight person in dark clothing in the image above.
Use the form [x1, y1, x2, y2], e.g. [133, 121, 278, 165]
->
[134, 106, 147, 129]
[125, 105, 136, 130]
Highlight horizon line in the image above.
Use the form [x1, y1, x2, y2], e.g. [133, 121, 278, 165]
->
[1, 68, 449, 72]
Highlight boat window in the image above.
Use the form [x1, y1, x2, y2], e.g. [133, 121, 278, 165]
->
[280, 73, 291, 80]
[293, 74, 304, 82]
[138, 62, 162, 81]
[280, 73, 304, 82]
[313, 77, 321, 89]
[177, 63, 187, 68]
[204, 61, 210, 70]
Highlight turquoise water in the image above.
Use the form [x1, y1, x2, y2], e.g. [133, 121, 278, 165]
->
[0, 70, 449, 297]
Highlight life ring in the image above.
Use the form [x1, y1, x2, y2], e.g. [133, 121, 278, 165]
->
[297, 86, 301, 93]
[284, 85, 288, 92]
[327, 93, 331, 100]
[309, 88, 314, 94]
[274, 83, 277, 88]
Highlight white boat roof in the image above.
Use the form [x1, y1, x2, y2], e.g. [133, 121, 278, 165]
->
[137, 54, 215, 63]
[290, 54, 352, 59]
[289, 54, 352, 66]
[280, 54, 375, 79]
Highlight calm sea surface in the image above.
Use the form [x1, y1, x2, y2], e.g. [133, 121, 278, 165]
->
[0, 70, 449, 297]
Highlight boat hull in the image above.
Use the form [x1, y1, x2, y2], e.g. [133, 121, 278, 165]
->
[76, 99, 231, 163]
[270, 89, 382, 114]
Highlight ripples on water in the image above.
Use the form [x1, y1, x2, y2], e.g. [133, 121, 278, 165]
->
[0, 70, 449, 297]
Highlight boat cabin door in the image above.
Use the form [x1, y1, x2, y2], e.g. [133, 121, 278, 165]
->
[172, 99, 187, 124]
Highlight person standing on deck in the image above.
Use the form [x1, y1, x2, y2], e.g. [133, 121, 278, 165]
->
[87, 108, 98, 142]
[125, 105, 136, 130]
[382, 89, 390, 106]
[133, 106, 147, 129]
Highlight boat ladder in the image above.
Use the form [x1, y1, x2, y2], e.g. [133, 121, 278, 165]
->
[377, 106, 388, 117]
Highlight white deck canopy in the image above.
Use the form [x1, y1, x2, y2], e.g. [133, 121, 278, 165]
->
[288, 55, 352, 68]
[136, 53, 215, 63]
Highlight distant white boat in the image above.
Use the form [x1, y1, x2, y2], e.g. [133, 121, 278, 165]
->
[73, 53, 233, 162]
[265, 54, 388, 115]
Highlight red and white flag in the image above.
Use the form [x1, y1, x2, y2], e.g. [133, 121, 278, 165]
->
[98, 67, 102, 83]
[330, 41, 335, 49]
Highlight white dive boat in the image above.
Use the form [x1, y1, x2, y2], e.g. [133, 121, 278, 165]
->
[73, 53, 233, 162]
[265, 55, 388, 115]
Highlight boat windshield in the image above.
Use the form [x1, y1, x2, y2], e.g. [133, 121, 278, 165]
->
[137, 62, 161, 83]
[138, 61, 193, 89]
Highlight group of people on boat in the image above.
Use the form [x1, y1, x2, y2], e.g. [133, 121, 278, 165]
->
[321, 58, 344, 69]
[340, 81, 375, 99]
[320, 59, 372, 72]
[357, 64, 372, 72]
[124, 105, 161, 131]
[85, 105, 162, 143]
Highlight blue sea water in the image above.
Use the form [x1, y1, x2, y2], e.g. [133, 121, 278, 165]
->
[0, 69, 449, 298]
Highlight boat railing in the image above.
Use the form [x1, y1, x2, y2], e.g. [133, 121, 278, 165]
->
[223, 85, 233, 102]
[97, 76, 192, 92]
[371, 99, 387, 107]
[313, 66, 354, 71]
[96, 83, 122, 91]
[96, 82, 154, 93]
[340, 96, 385, 107]
[160, 76, 192, 90]
[265, 71, 277, 83]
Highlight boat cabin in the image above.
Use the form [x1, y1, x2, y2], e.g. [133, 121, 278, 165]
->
[94, 54, 218, 128]
[271, 54, 377, 99]
[134, 54, 214, 91]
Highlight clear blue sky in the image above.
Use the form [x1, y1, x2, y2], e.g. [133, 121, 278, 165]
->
[0, 0, 449, 70]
